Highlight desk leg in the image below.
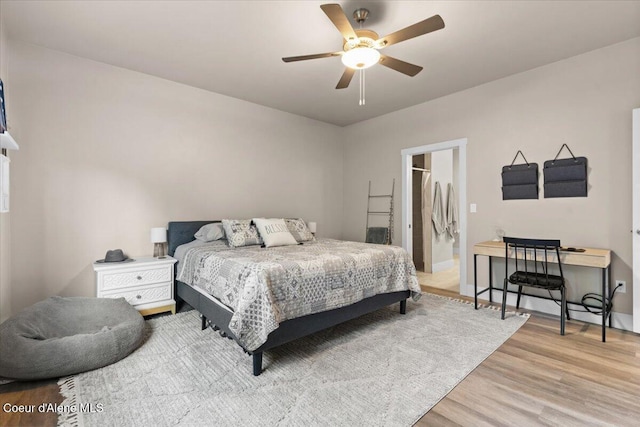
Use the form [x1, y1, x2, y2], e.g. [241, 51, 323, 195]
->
[488, 256, 493, 304]
[601, 266, 607, 343]
[474, 254, 478, 310]
[607, 266, 612, 329]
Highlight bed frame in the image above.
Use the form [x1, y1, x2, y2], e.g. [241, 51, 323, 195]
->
[168, 220, 410, 376]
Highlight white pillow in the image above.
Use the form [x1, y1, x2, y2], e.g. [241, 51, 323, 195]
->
[253, 218, 298, 248]
[194, 223, 225, 242]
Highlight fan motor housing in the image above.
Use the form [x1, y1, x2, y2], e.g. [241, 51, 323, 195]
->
[343, 29, 380, 51]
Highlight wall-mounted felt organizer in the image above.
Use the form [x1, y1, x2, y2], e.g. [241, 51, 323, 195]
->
[501, 151, 539, 200]
[543, 144, 588, 198]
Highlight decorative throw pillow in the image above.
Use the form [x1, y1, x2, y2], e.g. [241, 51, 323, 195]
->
[222, 219, 263, 248]
[285, 218, 315, 242]
[253, 218, 298, 248]
[194, 223, 225, 242]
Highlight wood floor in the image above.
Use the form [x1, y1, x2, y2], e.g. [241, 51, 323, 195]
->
[416, 255, 460, 292]
[0, 379, 60, 427]
[418, 286, 640, 426]
[1, 287, 639, 426]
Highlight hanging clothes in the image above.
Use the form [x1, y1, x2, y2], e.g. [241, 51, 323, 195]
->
[446, 182, 459, 241]
[432, 181, 446, 239]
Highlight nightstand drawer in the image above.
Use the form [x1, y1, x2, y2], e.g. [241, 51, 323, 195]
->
[100, 265, 172, 292]
[102, 282, 172, 306]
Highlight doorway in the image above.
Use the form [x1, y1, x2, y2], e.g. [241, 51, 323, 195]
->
[411, 150, 460, 293]
[401, 138, 468, 296]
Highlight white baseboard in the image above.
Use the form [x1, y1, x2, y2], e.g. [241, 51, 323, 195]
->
[461, 284, 634, 332]
[432, 259, 455, 273]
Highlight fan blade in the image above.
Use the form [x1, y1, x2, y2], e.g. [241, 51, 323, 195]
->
[377, 15, 445, 48]
[282, 52, 342, 63]
[320, 3, 358, 44]
[336, 68, 356, 89]
[379, 55, 423, 77]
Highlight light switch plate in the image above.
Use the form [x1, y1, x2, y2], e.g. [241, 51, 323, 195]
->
[470, 203, 477, 213]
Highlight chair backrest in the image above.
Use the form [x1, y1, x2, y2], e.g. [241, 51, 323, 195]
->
[503, 237, 563, 286]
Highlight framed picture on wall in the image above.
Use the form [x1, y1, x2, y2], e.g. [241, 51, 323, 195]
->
[0, 79, 6, 133]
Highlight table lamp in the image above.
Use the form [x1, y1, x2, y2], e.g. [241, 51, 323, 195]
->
[151, 227, 167, 258]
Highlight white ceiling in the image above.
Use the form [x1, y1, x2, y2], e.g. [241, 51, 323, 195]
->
[2, 1, 640, 126]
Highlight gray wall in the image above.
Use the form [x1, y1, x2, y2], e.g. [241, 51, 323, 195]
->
[343, 37, 640, 315]
[4, 40, 344, 317]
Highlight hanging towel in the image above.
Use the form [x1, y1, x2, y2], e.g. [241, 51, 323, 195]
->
[446, 182, 459, 241]
[432, 181, 446, 239]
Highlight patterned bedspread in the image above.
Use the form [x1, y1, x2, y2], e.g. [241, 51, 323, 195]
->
[177, 238, 421, 351]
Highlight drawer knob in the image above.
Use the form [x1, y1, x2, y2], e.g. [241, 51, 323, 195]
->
[136, 276, 142, 280]
[136, 295, 142, 300]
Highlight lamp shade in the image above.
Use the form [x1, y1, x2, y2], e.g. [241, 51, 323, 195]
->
[0, 132, 19, 150]
[150, 227, 167, 243]
[307, 222, 317, 234]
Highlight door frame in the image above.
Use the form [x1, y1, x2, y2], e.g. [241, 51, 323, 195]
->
[633, 108, 639, 333]
[401, 138, 468, 295]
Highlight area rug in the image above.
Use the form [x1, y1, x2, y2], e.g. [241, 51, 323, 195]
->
[57, 294, 528, 427]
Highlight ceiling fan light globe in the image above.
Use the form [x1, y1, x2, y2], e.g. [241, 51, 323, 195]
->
[341, 47, 380, 70]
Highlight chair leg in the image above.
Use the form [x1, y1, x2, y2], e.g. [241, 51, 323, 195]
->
[501, 279, 508, 320]
[516, 285, 523, 309]
[560, 287, 566, 336]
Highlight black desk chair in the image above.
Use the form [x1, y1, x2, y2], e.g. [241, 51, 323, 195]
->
[501, 237, 567, 335]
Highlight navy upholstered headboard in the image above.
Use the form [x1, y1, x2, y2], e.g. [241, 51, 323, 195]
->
[167, 221, 220, 256]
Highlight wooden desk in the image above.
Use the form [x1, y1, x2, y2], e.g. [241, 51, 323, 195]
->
[473, 241, 612, 342]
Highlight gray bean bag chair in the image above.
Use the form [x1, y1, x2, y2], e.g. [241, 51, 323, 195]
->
[0, 296, 145, 381]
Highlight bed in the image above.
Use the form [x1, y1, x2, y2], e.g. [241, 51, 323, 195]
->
[168, 220, 421, 375]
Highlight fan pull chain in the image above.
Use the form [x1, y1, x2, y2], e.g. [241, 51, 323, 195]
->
[359, 70, 362, 106]
[359, 69, 366, 106]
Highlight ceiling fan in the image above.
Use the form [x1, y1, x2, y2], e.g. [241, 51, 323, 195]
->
[282, 3, 445, 91]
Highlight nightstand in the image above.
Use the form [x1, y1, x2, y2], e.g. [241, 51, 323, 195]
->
[93, 256, 177, 316]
